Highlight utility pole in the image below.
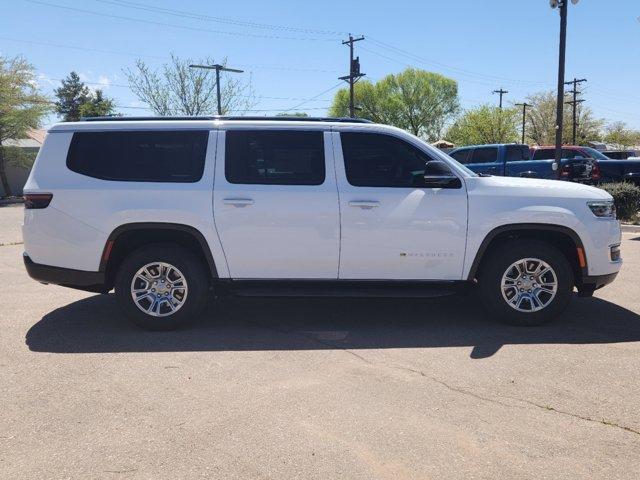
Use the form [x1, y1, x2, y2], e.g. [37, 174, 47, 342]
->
[339, 34, 365, 117]
[564, 77, 587, 145]
[515, 102, 531, 145]
[492, 88, 508, 109]
[189, 63, 244, 115]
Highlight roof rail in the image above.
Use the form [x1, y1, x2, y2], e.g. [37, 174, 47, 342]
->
[80, 115, 374, 124]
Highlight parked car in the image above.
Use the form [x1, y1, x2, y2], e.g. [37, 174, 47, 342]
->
[448, 143, 599, 182]
[531, 146, 640, 185]
[603, 150, 639, 160]
[23, 117, 621, 330]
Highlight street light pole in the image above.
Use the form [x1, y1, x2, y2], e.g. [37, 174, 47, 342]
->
[550, 0, 578, 178]
[189, 64, 244, 115]
[554, 1, 567, 178]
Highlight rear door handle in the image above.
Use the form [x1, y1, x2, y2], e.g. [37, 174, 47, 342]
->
[349, 200, 380, 209]
[223, 198, 255, 207]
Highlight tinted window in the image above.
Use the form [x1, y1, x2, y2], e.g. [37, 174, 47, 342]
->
[468, 147, 498, 164]
[225, 130, 325, 185]
[531, 149, 555, 160]
[67, 130, 208, 182]
[341, 132, 448, 187]
[579, 147, 609, 160]
[450, 149, 470, 164]
[505, 145, 530, 162]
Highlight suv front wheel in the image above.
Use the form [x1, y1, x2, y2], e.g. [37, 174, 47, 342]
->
[479, 240, 574, 326]
[115, 244, 209, 330]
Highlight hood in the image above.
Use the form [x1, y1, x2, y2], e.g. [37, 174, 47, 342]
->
[465, 175, 612, 201]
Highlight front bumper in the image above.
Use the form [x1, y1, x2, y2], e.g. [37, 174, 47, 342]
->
[577, 271, 619, 297]
[23, 253, 107, 293]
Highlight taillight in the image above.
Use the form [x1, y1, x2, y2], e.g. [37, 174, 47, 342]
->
[560, 165, 570, 177]
[591, 162, 601, 180]
[24, 193, 53, 209]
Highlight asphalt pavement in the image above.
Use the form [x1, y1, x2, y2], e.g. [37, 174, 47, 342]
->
[1, 205, 639, 479]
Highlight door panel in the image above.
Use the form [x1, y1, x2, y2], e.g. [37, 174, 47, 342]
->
[334, 131, 468, 280]
[213, 130, 340, 279]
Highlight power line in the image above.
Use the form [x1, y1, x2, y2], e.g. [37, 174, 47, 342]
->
[24, 0, 339, 42]
[286, 83, 344, 111]
[93, 0, 346, 36]
[366, 36, 553, 88]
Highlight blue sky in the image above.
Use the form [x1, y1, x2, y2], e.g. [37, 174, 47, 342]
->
[2, 0, 639, 128]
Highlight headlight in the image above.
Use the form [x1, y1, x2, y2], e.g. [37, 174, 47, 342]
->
[587, 200, 616, 218]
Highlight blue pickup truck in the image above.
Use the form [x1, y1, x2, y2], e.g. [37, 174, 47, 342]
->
[448, 143, 598, 182]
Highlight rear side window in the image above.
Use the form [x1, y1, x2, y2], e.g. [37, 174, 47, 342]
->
[450, 149, 470, 164]
[225, 130, 325, 185]
[66, 130, 208, 182]
[468, 147, 498, 164]
[531, 149, 555, 160]
[505, 145, 530, 162]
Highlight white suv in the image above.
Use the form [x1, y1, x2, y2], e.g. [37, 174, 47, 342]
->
[22, 117, 622, 330]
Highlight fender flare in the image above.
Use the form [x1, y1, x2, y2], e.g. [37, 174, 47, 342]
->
[99, 222, 218, 278]
[466, 223, 586, 281]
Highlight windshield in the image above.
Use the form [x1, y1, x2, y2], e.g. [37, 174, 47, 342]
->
[580, 147, 610, 160]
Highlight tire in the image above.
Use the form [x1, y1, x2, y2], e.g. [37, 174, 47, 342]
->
[115, 243, 210, 330]
[478, 240, 574, 326]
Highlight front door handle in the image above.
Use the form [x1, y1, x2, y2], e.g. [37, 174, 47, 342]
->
[349, 200, 380, 209]
[223, 198, 255, 207]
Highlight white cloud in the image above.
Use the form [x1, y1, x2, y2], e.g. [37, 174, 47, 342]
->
[97, 75, 112, 90]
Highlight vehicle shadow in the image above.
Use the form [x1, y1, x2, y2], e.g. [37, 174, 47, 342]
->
[25, 293, 640, 358]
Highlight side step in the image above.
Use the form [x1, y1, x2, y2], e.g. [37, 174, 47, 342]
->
[220, 280, 469, 298]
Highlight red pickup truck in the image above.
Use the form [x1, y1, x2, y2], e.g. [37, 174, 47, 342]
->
[531, 145, 640, 185]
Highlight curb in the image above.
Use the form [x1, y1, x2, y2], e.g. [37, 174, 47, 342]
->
[0, 197, 24, 206]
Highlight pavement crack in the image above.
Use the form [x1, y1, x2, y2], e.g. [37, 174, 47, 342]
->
[518, 400, 640, 437]
[0, 241, 22, 247]
[244, 318, 640, 438]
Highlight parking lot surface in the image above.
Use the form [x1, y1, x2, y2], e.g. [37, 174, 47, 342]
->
[1, 206, 640, 479]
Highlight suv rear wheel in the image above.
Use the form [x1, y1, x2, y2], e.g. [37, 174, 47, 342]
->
[478, 240, 574, 326]
[115, 244, 209, 330]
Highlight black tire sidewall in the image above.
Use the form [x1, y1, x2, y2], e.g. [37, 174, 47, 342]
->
[479, 240, 574, 326]
[115, 244, 209, 330]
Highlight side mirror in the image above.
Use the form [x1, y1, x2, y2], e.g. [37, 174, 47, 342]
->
[421, 160, 462, 188]
[423, 175, 462, 188]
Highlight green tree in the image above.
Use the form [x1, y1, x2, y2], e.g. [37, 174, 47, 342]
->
[329, 68, 459, 141]
[78, 89, 116, 118]
[276, 112, 308, 117]
[54, 71, 90, 121]
[124, 54, 256, 116]
[525, 90, 603, 145]
[603, 122, 640, 149]
[445, 105, 519, 145]
[0, 56, 50, 197]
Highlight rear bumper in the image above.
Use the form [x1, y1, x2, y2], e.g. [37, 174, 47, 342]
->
[23, 253, 107, 293]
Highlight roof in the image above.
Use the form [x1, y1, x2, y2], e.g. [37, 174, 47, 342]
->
[1, 129, 46, 148]
[80, 115, 373, 124]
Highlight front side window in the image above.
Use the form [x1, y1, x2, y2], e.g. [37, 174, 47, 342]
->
[66, 130, 208, 182]
[340, 132, 450, 187]
[468, 147, 498, 164]
[225, 130, 325, 185]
